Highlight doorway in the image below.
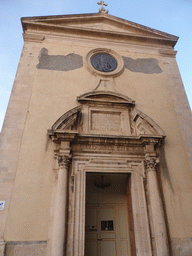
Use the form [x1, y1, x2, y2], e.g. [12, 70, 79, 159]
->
[85, 173, 131, 256]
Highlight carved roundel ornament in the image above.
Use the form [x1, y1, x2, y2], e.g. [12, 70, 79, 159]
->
[85, 48, 124, 77]
[91, 53, 117, 72]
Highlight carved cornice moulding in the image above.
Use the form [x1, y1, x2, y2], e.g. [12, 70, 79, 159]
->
[159, 48, 177, 57]
[22, 33, 45, 42]
[49, 131, 164, 156]
[48, 130, 79, 142]
[21, 24, 177, 47]
[77, 91, 135, 105]
[21, 13, 178, 47]
[71, 135, 164, 156]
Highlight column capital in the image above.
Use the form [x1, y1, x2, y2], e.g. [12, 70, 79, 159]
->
[145, 153, 159, 172]
[57, 155, 71, 168]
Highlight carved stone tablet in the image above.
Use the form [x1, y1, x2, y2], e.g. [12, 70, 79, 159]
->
[91, 111, 122, 132]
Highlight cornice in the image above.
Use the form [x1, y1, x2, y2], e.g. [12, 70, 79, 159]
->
[22, 22, 177, 47]
[22, 33, 45, 43]
[21, 13, 178, 48]
[159, 48, 177, 57]
[21, 13, 178, 39]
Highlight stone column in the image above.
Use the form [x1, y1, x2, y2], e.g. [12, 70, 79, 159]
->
[51, 154, 70, 256]
[145, 153, 170, 256]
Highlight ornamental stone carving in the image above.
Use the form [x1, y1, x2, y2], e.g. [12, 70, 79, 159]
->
[48, 88, 167, 256]
[145, 154, 159, 172]
[57, 155, 71, 168]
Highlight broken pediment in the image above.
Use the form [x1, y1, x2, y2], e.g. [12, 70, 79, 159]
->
[48, 92, 165, 141]
[131, 108, 165, 137]
[50, 105, 82, 131]
[21, 13, 178, 47]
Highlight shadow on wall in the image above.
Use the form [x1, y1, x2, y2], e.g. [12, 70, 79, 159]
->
[159, 146, 174, 192]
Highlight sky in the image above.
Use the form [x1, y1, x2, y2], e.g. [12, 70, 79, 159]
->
[0, 0, 192, 131]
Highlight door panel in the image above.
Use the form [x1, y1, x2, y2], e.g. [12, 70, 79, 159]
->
[117, 204, 129, 239]
[120, 240, 129, 255]
[100, 232, 116, 239]
[85, 240, 98, 256]
[100, 240, 116, 256]
[85, 204, 130, 256]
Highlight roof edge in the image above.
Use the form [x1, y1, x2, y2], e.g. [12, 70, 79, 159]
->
[21, 12, 179, 46]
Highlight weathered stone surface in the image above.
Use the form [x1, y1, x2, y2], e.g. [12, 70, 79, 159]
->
[36, 48, 83, 71]
[122, 56, 162, 74]
[171, 238, 192, 256]
[0, 41, 42, 241]
[91, 110, 122, 131]
[1, 11, 192, 256]
[4, 241, 47, 256]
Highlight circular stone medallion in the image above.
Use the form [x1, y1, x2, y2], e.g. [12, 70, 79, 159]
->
[85, 48, 124, 77]
[91, 53, 117, 72]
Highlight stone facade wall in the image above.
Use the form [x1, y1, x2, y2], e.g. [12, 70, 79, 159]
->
[1, 14, 192, 255]
[0, 40, 43, 241]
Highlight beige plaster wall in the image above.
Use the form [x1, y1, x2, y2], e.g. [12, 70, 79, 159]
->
[0, 40, 44, 242]
[3, 36, 192, 253]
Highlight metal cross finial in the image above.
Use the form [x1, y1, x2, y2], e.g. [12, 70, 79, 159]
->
[97, 1, 108, 14]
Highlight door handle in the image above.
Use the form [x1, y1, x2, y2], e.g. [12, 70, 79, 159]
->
[97, 239, 103, 241]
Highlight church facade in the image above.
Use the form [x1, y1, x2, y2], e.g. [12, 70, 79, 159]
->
[0, 6, 192, 256]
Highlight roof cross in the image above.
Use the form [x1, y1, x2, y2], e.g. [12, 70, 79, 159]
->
[97, 1, 108, 14]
